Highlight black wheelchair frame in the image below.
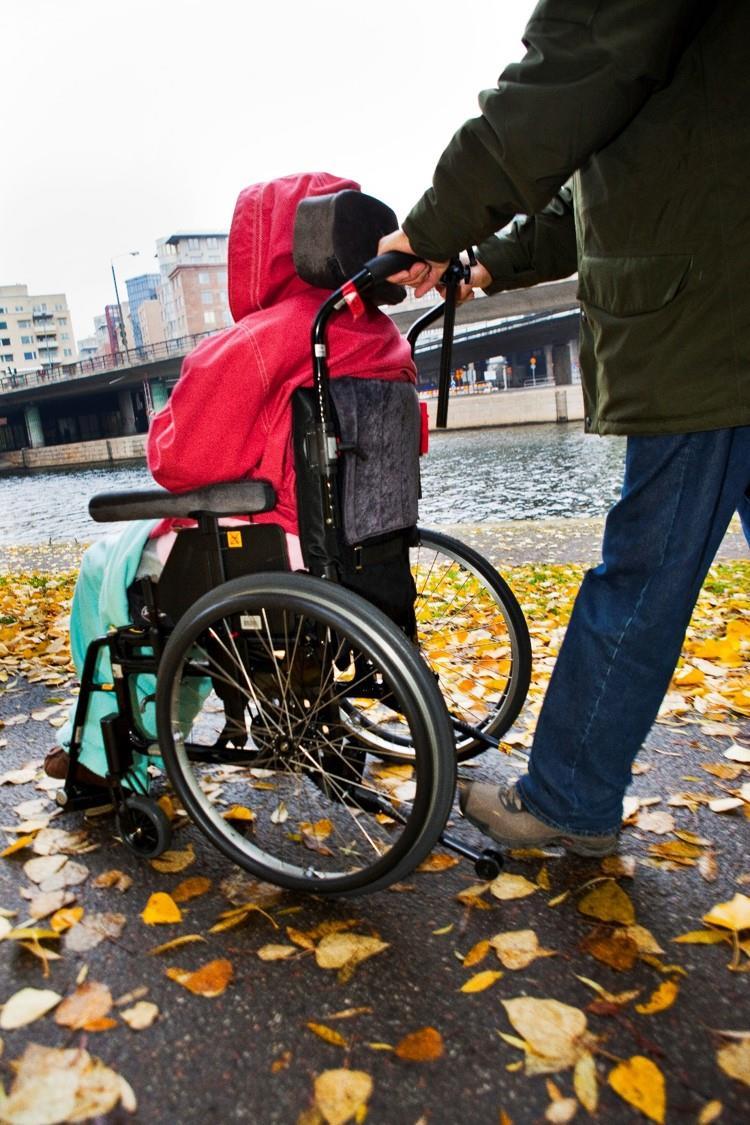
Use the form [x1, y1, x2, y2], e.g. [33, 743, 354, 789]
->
[58, 249, 532, 894]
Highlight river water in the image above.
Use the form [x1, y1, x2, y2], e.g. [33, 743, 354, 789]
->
[0, 422, 625, 547]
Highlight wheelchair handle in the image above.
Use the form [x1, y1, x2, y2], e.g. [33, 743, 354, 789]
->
[361, 250, 425, 284]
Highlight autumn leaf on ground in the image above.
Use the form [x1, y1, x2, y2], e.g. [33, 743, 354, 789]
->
[141, 892, 183, 925]
[416, 852, 460, 873]
[501, 998, 592, 1075]
[93, 869, 133, 893]
[0, 1043, 135, 1123]
[716, 1036, 750, 1088]
[608, 1055, 666, 1123]
[634, 979, 680, 1015]
[460, 970, 504, 993]
[55, 980, 113, 1030]
[490, 930, 556, 970]
[121, 1000, 159, 1030]
[394, 1026, 444, 1062]
[313, 1068, 373, 1125]
[314, 933, 389, 982]
[580, 926, 639, 972]
[463, 939, 491, 967]
[149, 844, 195, 874]
[307, 1022, 349, 1048]
[147, 934, 207, 956]
[257, 943, 298, 961]
[166, 958, 233, 997]
[703, 893, 750, 933]
[171, 876, 212, 903]
[577, 880, 635, 924]
[64, 911, 126, 953]
[0, 987, 61, 1030]
[489, 873, 538, 901]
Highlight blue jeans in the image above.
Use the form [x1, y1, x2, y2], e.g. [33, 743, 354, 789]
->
[518, 426, 750, 836]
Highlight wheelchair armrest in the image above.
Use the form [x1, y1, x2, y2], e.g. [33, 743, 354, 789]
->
[88, 480, 277, 522]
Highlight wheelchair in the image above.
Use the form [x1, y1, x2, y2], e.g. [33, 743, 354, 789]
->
[58, 192, 532, 896]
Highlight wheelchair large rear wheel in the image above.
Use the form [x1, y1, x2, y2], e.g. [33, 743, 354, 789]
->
[344, 529, 531, 761]
[155, 573, 455, 896]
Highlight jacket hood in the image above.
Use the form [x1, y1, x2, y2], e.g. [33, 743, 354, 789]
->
[228, 171, 360, 320]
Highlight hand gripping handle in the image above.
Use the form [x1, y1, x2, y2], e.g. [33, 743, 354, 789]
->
[361, 250, 424, 283]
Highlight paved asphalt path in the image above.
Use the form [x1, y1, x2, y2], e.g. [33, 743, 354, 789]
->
[0, 522, 748, 1124]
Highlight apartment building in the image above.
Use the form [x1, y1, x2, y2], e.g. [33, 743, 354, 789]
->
[155, 233, 230, 339]
[125, 273, 161, 347]
[0, 284, 78, 376]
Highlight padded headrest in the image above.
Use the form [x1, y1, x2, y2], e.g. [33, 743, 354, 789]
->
[293, 190, 406, 306]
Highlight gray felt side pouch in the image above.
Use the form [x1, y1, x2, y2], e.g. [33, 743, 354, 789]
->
[329, 378, 420, 545]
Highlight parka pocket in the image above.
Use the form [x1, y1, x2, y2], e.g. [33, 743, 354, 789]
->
[577, 254, 693, 318]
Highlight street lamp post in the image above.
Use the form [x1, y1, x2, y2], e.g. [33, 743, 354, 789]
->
[110, 251, 139, 352]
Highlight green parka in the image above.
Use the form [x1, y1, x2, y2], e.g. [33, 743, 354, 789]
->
[402, 0, 749, 436]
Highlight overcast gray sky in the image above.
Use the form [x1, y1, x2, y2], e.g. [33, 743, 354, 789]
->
[1, 0, 534, 342]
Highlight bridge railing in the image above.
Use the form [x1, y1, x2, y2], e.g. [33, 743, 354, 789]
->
[0, 330, 219, 395]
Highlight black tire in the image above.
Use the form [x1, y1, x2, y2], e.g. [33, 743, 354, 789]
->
[155, 573, 455, 896]
[346, 528, 531, 761]
[118, 795, 172, 858]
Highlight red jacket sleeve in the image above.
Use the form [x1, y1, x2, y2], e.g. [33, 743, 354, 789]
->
[147, 324, 267, 492]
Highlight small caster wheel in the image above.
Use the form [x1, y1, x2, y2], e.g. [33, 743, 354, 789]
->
[56, 789, 69, 807]
[475, 848, 504, 880]
[117, 795, 172, 859]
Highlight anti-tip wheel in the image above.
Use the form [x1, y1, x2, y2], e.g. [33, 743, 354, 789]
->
[474, 848, 504, 880]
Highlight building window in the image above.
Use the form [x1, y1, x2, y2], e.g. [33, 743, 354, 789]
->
[188, 238, 200, 250]
[63, 348, 72, 356]
[17, 320, 30, 328]
[1, 338, 9, 346]
[0, 308, 5, 314]
[207, 237, 217, 248]
[61, 333, 69, 340]
[1, 353, 13, 362]
[203, 311, 216, 325]
[57, 317, 67, 326]
[0, 322, 6, 330]
[201, 291, 213, 305]
[21, 336, 32, 345]
[15, 306, 25, 312]
[24, 351, 36, 360]
[198, 272, 209, 284]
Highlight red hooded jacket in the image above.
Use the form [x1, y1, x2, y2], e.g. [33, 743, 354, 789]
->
[147, 172, 416, 535]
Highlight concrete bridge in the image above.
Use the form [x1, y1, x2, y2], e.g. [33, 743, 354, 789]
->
[0, 279, 580, 463]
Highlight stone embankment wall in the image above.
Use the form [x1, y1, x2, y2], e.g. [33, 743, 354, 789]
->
[0, 434, 147, 472]
[0, 386, 583, 472]
[422, 384, 584, 429]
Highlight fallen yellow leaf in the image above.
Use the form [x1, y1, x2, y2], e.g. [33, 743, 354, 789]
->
[313, 1069, 373, 1125]
[489, 873, 538, 901]
[307, 1022, 349, 1048]
[716, 1038, 750, 1087]
[460, 970, 503, 993]
[140, 892, 183, 925]
[578, 881, 635, 924]
[634, 979, 680, 1015]
[703, 893, 750, 933]
[608, 1055, 666, 1123]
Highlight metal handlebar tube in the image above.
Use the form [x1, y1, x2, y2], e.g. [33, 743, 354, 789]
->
[406, 301, 447, 355]
[436, 262, 464, 430]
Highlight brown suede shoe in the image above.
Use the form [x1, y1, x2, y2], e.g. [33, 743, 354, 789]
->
[44, 748, 108, 788]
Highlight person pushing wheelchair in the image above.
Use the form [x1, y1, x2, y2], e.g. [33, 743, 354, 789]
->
[380, 0, 750, 855]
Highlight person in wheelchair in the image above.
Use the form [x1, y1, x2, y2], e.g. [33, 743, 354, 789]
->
[45, 170, 418, 792]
